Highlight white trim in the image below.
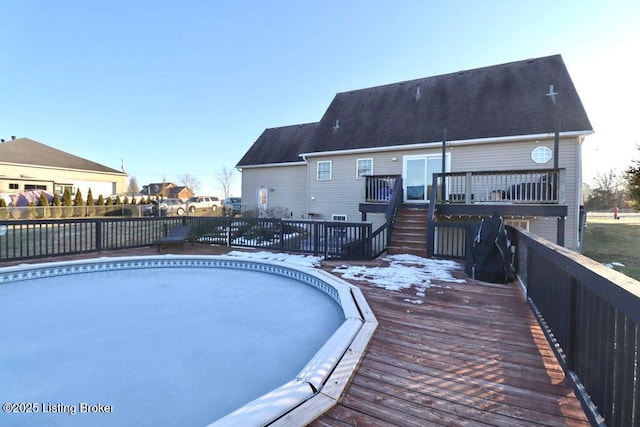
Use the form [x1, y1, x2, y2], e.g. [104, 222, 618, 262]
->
[356, 158, 373, 179]
[237, 161, 307, 170]
[317, 160, 332, 181]
[299, 130, 593, 158]
[0, 161, 128, 177]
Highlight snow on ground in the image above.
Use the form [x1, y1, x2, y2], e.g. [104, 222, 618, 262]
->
[332, 254, 466, 292]
[606, 261, 626, 269]
[226, 250, 322, 268]
[226, 251, 467, 298]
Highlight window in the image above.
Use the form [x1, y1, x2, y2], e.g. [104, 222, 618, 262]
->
[54, 184, 74, 195]
[9, 183, 19, 190]
[24, 184, 47, 191]
[317, 161, 332, 180]
[531, 146, 552, 164]
[331, 214, 347, 221]
[356, 158, 373, 179]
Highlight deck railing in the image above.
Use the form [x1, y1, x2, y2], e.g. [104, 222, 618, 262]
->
[364, 175, 399, 203]
[509, 227, 638, 426]
[0, 217, 375, 262]
[434, 168, 565, 204]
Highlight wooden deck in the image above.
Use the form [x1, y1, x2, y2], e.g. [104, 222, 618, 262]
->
[312, 259, 589, 427]
[3, 246, 590, 426]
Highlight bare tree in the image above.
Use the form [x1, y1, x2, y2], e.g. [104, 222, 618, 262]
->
[127, 176, 140, 194]
[179, 174, 201, 194]
[585, 169, 625, 210]
[216, 167, 236, 198]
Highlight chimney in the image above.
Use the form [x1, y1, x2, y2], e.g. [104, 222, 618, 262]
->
[11, 136, 16, 140]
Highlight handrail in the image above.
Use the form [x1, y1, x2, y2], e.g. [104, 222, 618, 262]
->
[510, 226, 638, 426]
[434, 168, 564, 204]
[385, 177, 403, 242]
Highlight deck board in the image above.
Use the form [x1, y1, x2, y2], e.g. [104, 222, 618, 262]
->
[311, 259, 589, 427]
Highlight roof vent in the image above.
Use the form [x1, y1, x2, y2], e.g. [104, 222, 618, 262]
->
[415, 85, 421, 100]
[334, 119, 340, 129]
[546, 84, 558, 104]
[11, 136, 16, 140]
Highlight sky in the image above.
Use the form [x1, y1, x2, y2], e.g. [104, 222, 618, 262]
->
[2, 1, 639, 196]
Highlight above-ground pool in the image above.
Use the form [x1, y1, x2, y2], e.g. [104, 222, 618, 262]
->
[0, 255, 376, 426]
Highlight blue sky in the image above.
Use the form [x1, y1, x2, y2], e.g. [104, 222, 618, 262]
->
[2, 1, 639, 196]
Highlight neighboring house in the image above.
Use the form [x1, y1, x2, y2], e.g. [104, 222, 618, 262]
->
[139, 183, 193, 201]
[165, 186, 193, 201]
[237, 55, 593, 250]
[0, 137, 128, 199]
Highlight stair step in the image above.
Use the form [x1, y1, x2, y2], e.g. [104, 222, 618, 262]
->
[387, 206, 430, 257]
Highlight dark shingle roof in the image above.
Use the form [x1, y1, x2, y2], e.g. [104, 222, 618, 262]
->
[237, 123, 317, 167]
[0, 137, 125, 174]
[306, 55, 592, 153]
[237, 55, 592, 166]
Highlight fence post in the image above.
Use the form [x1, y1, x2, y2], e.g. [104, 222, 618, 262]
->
[95, 220, 102, 252]
[367, 223, 373, 259]
[566, 277, 578, 372]
[227, 218, 232, 247]
[313, 222, 320, 256]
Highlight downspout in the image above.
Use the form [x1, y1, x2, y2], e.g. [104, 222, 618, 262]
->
[302, 155, 309, 219]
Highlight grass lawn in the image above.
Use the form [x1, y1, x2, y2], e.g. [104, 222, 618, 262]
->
[582, 212, 640, 281]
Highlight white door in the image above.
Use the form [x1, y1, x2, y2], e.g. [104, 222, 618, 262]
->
[257, 187, 268, 216]
[402, 154, 449, 203]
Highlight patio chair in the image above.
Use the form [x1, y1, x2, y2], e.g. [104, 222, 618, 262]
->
[154, 225, 193, 252]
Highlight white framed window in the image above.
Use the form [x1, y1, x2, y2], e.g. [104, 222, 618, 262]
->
[531, 146, 552, 164]
[317, 161, 332, 180]
[331, 214, 347, 221]
[356, 158, 373, 179]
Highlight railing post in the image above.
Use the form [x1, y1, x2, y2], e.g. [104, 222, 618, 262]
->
[566, 277, 578, 372]
[95, 219, 102, 252]
[313, 222, 320, 256]
[426, 174, 438, 256]
[557, 216, 565, 247]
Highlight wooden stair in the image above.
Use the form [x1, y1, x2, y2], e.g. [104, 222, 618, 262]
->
[387, 206, 428, 257]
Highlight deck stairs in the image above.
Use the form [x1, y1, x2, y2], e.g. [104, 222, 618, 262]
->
[387, 206, 429, 257]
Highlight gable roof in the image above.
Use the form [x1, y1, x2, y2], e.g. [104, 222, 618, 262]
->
[0, 137, 126, 175]
[237, 55, 593, 167]
[305, 54, 592, 154]
[140, 183, 176, 195]
[236, 123, 317, 167]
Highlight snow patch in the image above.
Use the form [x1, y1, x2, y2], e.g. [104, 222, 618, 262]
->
[226, 251, 322, 268]
[332, 253, 465, 292]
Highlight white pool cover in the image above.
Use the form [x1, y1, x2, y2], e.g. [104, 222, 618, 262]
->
[0, 255, 376, 426]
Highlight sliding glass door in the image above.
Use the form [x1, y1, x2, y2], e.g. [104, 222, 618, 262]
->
[402, 154, 448, 203]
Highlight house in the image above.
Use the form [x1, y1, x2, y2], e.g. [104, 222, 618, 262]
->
[237, 55, 593, 250]
[0, 137, 128, 198]
[139, 183, 193, 201]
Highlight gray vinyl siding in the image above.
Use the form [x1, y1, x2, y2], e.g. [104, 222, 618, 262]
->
[240, 164, 307, 218]
[244, 135, 583, 250]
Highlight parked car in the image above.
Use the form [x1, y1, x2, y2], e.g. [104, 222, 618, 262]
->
[222, 197, 241, 216]
[186, 196, 220, 213]
[151, 198, 186, 216]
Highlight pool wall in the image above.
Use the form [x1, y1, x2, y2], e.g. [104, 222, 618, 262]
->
[1, 254, 378, 426]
